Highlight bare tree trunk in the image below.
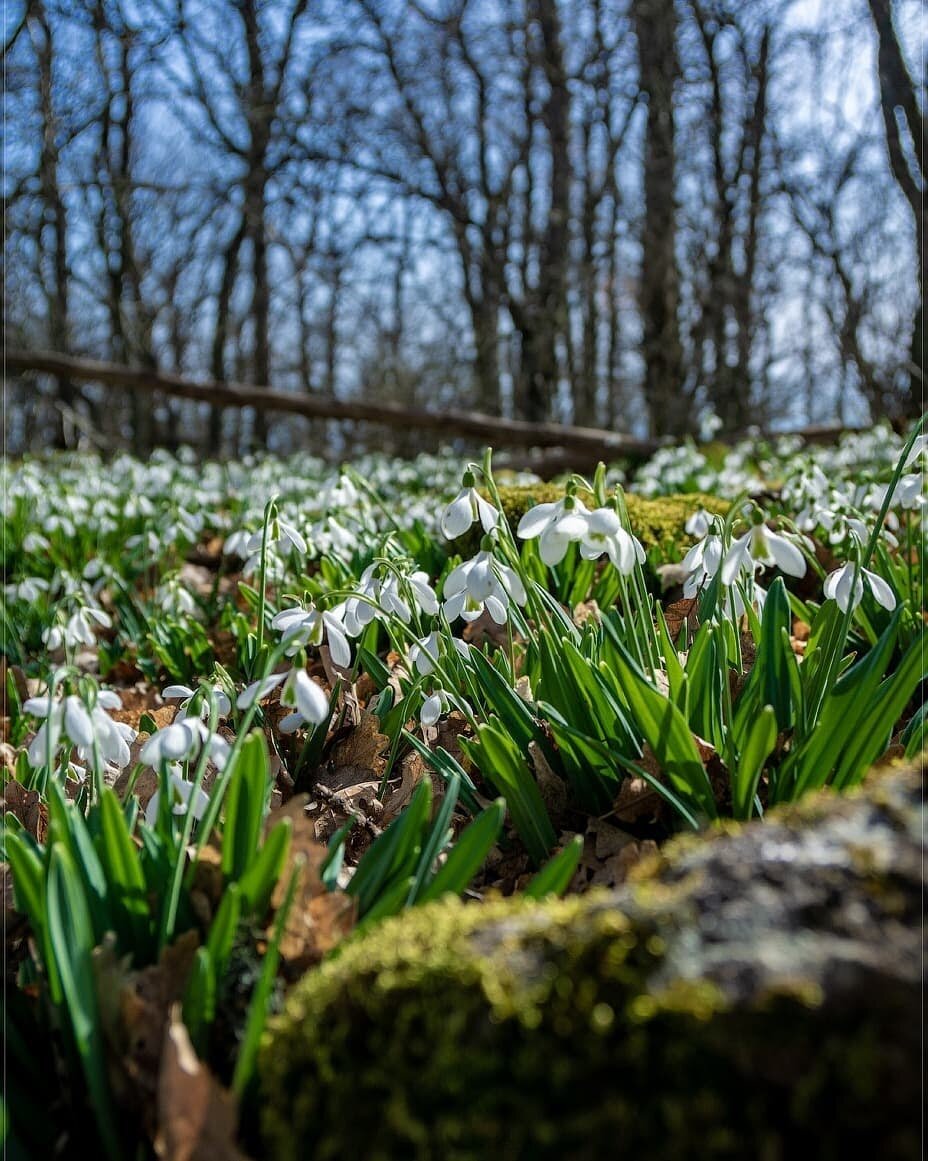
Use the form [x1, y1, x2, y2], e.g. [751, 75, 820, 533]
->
[632, 0, 689, 437]
[30, 1, 73, 448]
[868, 0, 925, 417]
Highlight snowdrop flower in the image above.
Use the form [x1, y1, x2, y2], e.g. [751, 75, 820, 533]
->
[5, 576, 49, 602]
[684, 509, 714, 539]
[236, 671, 287, 709]
[24, 688, 134, 773]
[420, 689, 449, 727]
[272, 602, 352, 668]
[443, 550, 527, 625]
[420, 687, 470, 727]
[43, 605, 112, 652]
[517, 497, 589, 565]
[440, 472, 499, 539]
[145, 764, 210, 827]
[223, 528, 253, 557]
[721, 520, 806, 586]
[162, 683, 231, 720]
[682, 534, 724, 596]
[579, 509, 645, 574]
[278, 669, 330, 733]
[823, 562, 896, 614]
[140, 717, 230, 770]
[408, 631, 469, 676]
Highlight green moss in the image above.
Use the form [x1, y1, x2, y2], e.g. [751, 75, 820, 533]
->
[259, 764, 921, 1161]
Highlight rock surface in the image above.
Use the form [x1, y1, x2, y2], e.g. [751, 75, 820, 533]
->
[259, 763, 922, 1160]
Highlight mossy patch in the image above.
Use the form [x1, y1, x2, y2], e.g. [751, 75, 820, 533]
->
[259, 764, 921, 1161]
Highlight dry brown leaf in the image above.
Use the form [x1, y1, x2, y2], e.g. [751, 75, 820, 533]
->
[155, 1006, 246, 1161]
[1, 778, 48, 842]
[382, 749, 427, 820]
[265, 797, 356, 974]
[115, 930, 201, 1132]
[322, 710, 389, 793]
[663, 597, 699, 645]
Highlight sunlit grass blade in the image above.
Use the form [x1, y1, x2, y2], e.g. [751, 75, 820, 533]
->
[524, 834, 583, 899]
[418, 799, 505, 903]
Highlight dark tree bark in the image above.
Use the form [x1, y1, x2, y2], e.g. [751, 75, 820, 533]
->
[632, 0, 689, 437]
[868, 0, 925, 417]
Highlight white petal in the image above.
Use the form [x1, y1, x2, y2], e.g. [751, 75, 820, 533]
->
[294, 671, 329, 725]
[767, 532, 806, 578]
[162, 685, 195, 701]
[236, 672, 286, 709]
[587, 508, 622, 536]
[475, 493, 499, 533]
[64, 698, 94, 749]
[325, 622, 352, 669]
[517, 503, 557, 539]
[420, 692, 443, 726]
[441, 491, 474, 540]
[539, 528, 571, 566]
[864, 569, 896, 611]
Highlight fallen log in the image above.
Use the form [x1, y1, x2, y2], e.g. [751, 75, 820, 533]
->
[5, 348, 661, 461]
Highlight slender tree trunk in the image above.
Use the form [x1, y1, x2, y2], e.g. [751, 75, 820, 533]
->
[868, 0, 925, 417]
[632, 0, 689, 437]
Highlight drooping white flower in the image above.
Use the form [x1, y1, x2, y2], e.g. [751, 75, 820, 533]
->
[440, 479, 499, 540]
[517, 498, 589, 566]
[24, 688, 134, 773]
[145, 764, 210, 827]
[236, 671, 288, 709]
[721, 523, 806, 586]
[140, 717, 229, 770]
[682, 534, 723, 596]
[271, 602, 352, 668]
[277, 669, 330, 733]
[579, 509, 645, 574]
[408, 631, 469, 676]
[162, 683, 231, 720]
[823, 562, 896, 614]
[420, 689, 447, 726]
[684, 509, 714, 539]
[442, 551, 526, 625]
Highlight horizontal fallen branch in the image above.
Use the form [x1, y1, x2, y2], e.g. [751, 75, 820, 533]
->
[5, 348, 661, 461]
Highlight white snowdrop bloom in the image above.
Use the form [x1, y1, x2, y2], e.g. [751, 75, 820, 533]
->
[378, 575, 412, 624]
[684, 509, 714, 539]
[224, 528, 253, 557]
[162, 684, 231, 720]
[409, 631, 469, 677]
[442, 550, 526, 625]
[903, 434, 926, 470]
[145, 765, 210, 828]
[823, 563, 896, 614]
[517, 498, 589, 566]
[22, 532, 50, 553]
[682, 534, 723, 588]
[236, 671, 287, 709]
[407, 571, 440, 616]
[440, 480, 499, 540]
[579, 509, 646, 574]
[721, 524, 806, 586]
[140, 717, 228, 770]
[5, 576, 49, 602]
[23, 688, 133, 773]
[272, 603, 352, 668]
[277, 669, 330, 733]
[420, 690, 448, 727]
[895, 474, 925, 510]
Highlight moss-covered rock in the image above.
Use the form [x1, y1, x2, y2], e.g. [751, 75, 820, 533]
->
[259, 763, 921, 1160]
[455, 485, 729, 558]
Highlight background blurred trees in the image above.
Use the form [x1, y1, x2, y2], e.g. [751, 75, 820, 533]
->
[2, 0, 923, 454]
